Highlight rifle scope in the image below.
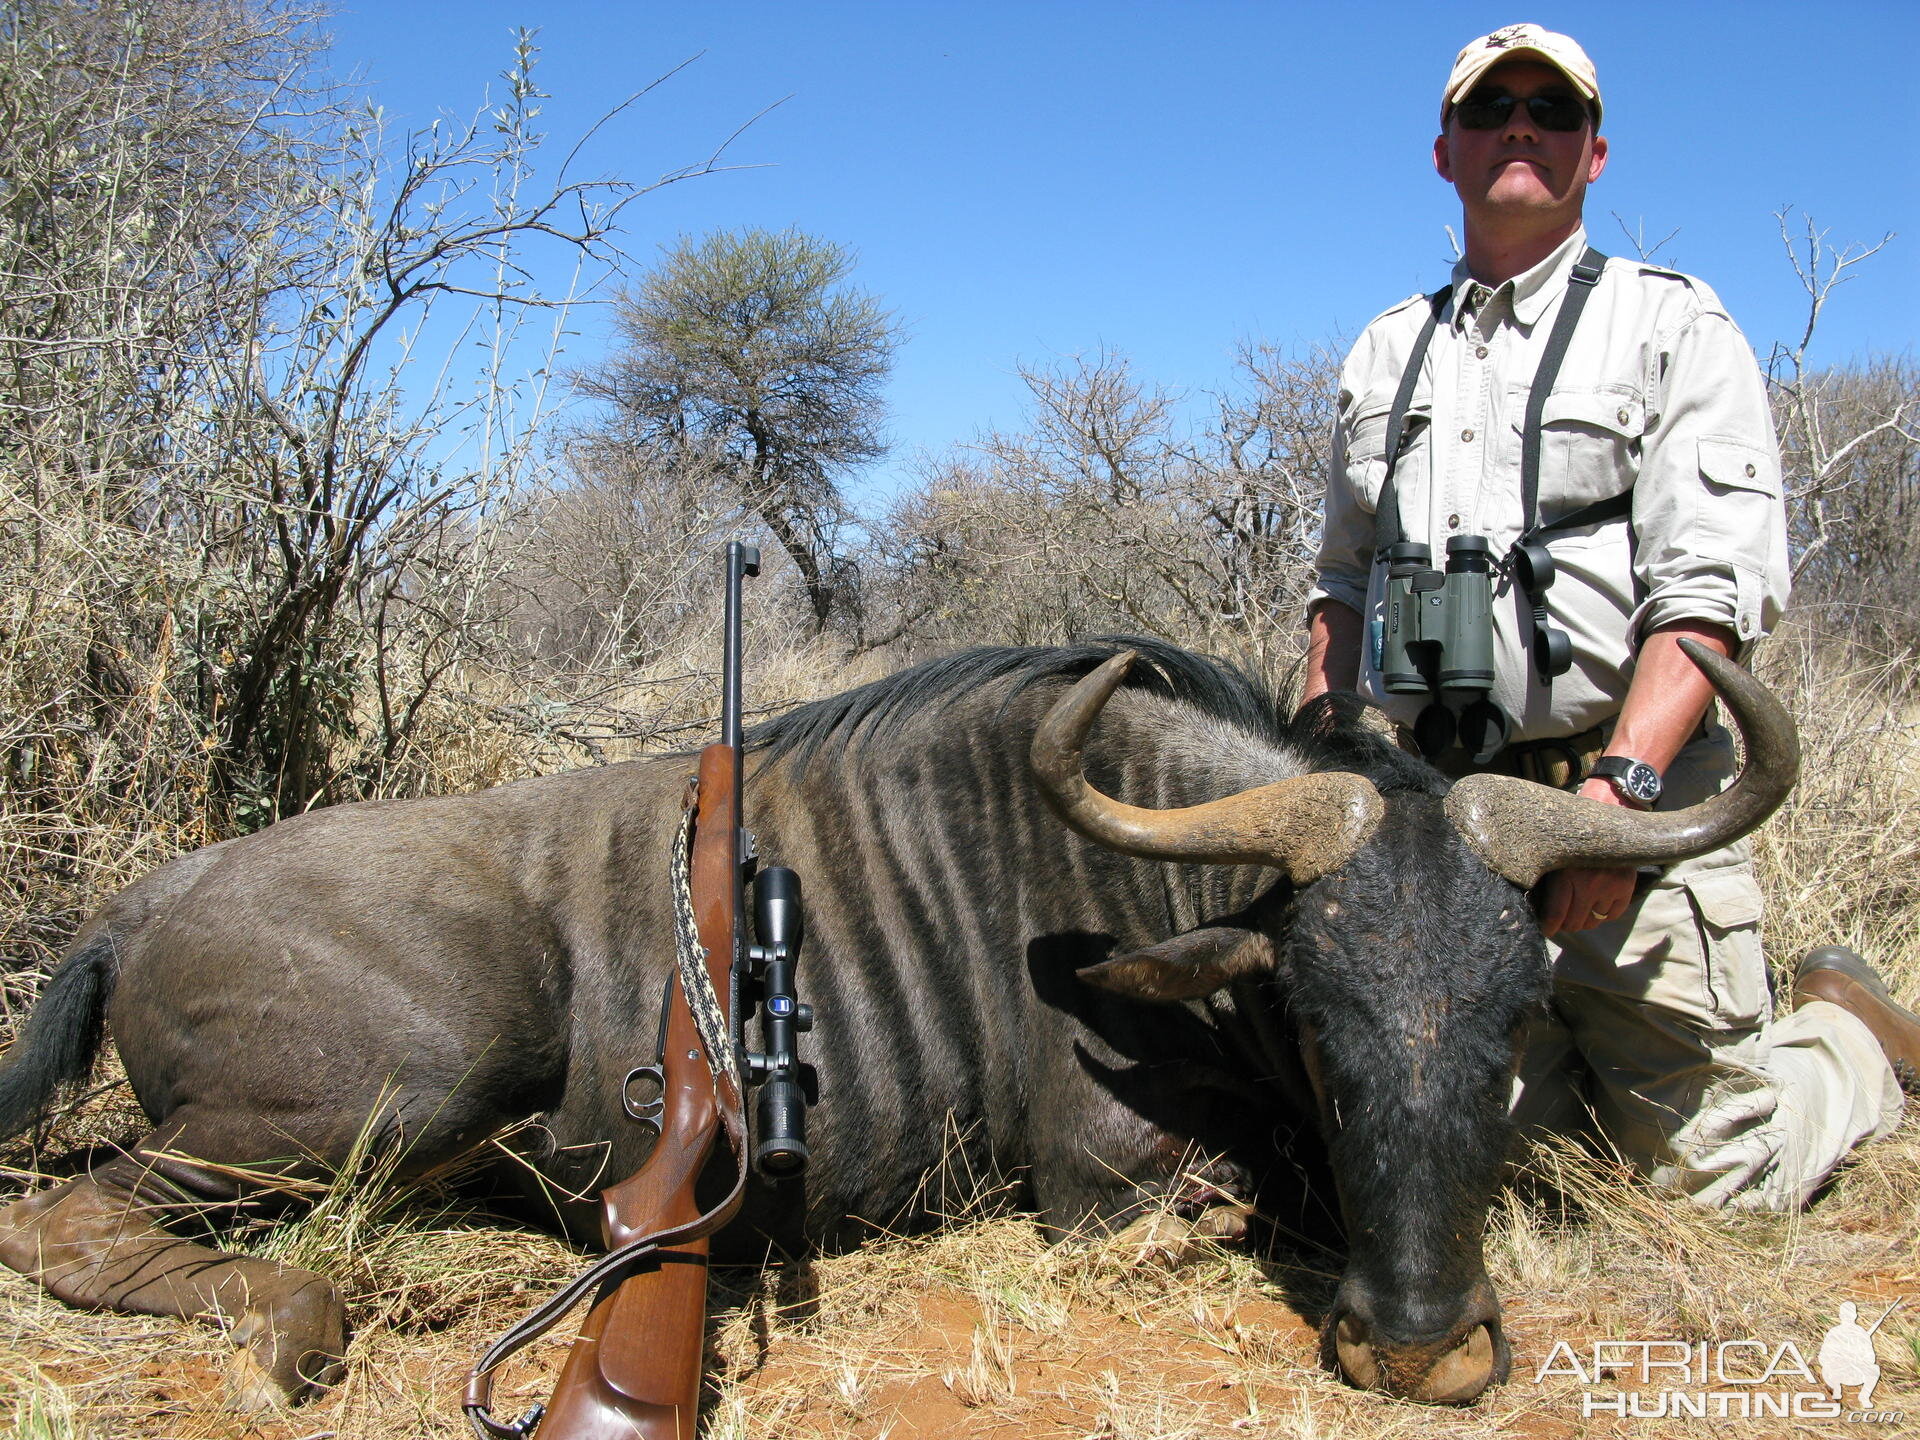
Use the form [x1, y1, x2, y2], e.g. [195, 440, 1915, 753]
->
[748, 866, 813, 1177]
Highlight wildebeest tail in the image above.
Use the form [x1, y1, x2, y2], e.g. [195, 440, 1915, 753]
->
[0, 932, 115, 1140]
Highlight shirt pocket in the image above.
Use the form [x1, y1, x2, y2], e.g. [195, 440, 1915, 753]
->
[1695, 436, 1780, 562]
[1516, 387, 1644, 521]
[1344, 396, 1391, 513]
[1345, 393, 1430, 516]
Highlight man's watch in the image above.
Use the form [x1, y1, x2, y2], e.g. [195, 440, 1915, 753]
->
[1589, 755, 1662, 808]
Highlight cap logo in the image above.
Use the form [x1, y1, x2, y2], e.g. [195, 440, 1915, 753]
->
[1485, 24, 1530, 49]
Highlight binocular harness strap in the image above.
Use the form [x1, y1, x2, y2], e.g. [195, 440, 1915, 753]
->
[1372, 287, 1451, 557]
[1372, 249, 1629, 729]
[1518, 247, 1609, 544]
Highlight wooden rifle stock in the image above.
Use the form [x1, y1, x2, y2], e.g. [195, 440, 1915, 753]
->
[539, 747, 743, 1439]
[465, 747, 745, 1440]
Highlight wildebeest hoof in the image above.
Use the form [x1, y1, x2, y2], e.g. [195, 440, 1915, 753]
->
[224, 1280, 347, 1406]
[1109, 1202, 1253, 1267]
[1191, 1202, 1255, 1245]
[1109, 1211, 1199, 1268]
[223, 1348, 291, 1413]
[0, 1184, 69, 1272]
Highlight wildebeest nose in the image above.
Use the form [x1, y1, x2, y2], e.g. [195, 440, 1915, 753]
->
[1333, 1312, 1501, 1405]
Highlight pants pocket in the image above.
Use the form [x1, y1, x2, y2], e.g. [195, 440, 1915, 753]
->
[1683, 867, 1769, 1028]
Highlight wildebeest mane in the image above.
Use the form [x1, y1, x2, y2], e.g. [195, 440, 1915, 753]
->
[749, 636, 1281, 770]
[749, 635, 1435, 796]
[1290, 690, 1448, 798]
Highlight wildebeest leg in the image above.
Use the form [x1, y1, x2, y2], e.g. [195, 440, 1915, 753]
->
[0, 1157, 343, 1409]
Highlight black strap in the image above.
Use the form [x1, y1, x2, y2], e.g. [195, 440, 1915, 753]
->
[1372, 287, 1451, 556]
[1513, 247, 1613, 694]
[1366, 249, 1625, 700]
[1531, 486, 1633, 538]
[1518, 246, 1609, 541]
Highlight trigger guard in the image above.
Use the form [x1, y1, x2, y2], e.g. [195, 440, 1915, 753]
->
[622, 1064, 667, 1128]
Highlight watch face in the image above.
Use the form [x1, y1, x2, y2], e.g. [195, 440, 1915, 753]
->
[1623, 761, 1662, 804]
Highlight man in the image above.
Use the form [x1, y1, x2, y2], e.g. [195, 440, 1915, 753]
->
[1302, 23, 1916, 1209]
[1816, 1301, 1884, 1410]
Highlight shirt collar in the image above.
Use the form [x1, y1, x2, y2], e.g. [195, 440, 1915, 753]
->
[1449, 226, 1591, 329]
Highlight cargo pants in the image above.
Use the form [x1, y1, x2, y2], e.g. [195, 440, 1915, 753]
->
[1509, 724, 1905, 1210]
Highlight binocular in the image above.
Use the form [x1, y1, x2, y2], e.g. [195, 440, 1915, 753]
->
[1379, 535, 1511, 763]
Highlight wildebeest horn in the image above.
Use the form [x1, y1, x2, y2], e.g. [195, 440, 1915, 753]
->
[1030, 651, 1384, 884]
[1445, 638, 1799, 888]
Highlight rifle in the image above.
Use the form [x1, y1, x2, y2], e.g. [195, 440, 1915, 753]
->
[465, 540, 816, 1439]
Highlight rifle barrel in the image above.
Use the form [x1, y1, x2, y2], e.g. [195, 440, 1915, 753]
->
[721, 541, 760, 751]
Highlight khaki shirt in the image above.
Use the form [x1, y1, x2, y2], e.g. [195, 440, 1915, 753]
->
[1310, 228, 1790, 742]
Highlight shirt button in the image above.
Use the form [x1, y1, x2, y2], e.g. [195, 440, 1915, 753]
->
[1460, 428, 1475, 442]
[1745, 463, 1758, 477]
[1475, 345, 1488, 359]
[1617, 408, 1631, 425]
[1447, 513, 1461, 529]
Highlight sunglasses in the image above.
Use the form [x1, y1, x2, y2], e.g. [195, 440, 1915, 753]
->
[1454, 90, 1592, 133]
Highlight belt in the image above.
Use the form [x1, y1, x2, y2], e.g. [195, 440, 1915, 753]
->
[1395, 713, 1714, 789]
[1396, 717, 1615, 789]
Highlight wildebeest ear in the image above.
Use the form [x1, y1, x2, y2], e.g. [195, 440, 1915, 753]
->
[1079, 926, 1276, 1002]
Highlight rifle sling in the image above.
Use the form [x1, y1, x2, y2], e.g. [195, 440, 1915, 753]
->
[464, 791, 749, 1440]
[462, 1139, 747, 1437]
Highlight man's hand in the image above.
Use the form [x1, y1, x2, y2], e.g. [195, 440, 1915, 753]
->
[1538, 620, 1738, 936]
[1537, 777, 1641, 935]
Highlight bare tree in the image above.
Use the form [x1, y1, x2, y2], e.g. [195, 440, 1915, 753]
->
[0, 1, 723, 856]
[1766, 210, 1918, 648]
[500, 433, 737, 675]
[865, 343, 1338, 678]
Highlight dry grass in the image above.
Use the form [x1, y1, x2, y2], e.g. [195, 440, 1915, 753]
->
[2, 621, 1917, 1437]
[1752, 617, 1920, 982]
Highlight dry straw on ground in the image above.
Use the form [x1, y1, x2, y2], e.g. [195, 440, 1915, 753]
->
[3, 619, 1917, 1438]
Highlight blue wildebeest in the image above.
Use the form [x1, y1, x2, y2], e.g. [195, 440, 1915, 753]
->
[0, 638, 1792, 1407]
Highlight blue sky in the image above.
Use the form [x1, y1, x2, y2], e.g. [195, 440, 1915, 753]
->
[324, 2, 1918, 497]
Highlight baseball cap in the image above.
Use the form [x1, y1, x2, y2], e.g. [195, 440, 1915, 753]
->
[1442, 23, 1601, 125]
